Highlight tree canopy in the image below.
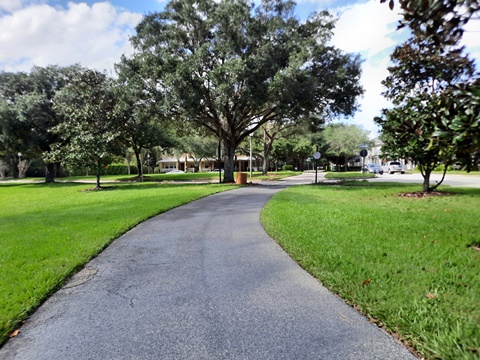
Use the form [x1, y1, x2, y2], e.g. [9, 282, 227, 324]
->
[127, 0, 364, 182]
[317, 123, 373, 170]
[376, 5, 477, 191]
[51, 68, 124, 188]
[381, 0, 479, 46]
[115, 59, 176, 180]
[0, 65, 81, 180]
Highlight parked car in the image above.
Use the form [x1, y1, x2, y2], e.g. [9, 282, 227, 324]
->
[166, 169, 185, 174]
[363, 163, 383, 174]
[383, 161, 404, 174]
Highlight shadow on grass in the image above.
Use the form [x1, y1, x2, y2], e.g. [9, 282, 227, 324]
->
[0, 181, 227, 192]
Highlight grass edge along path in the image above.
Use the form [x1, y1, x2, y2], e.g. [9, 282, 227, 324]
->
[324, 171, 375, 179]
[261, 182, 479, 360]
[53, 170, 299, 183]
[0, 182, 237, 345]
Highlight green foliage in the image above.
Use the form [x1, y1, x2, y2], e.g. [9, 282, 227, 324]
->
[377, 16, 476, 192]
[128, 0, 364, 182]
[114, 58, 176, 179]
[282, 165, 294, 171]
[0, 65, 84, 181]
[433, 80, 480, 171]
[319, 123, 373, 169]
[51, 68, 124, 187]
[262, 184, 480, 359]
[272, 134, 314, 169]
[0, 182, 236, 345]
[103, 164, 138, 176]
[174, 134, 218, 171]
[382, 0, 479, 46]
[256, 119, 312, 175]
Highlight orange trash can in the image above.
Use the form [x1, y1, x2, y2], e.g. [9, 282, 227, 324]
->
[236, 172, 248, 185]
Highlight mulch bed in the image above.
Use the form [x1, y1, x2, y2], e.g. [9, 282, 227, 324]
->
[81, 186, 119, 192]
[396, 191, 453, 198]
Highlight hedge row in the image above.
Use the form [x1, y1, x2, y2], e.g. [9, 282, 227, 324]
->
[68, 164, 138, 176]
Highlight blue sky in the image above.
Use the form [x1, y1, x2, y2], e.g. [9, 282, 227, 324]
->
[1, 0, 479, 136]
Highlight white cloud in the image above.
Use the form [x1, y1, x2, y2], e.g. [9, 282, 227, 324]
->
[331, 1, 404, 56]
[326, 1, 480, 137]
[324, 1, 408, 136]
[0, 2, 143, 73]
[462, 17, 480, 66]
[0, 0, 24, 12]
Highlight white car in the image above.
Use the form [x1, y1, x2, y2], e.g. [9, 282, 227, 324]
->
[363, 163, 383, 174]
[166, 169, 185, 174]
[384, 161, 404, 174]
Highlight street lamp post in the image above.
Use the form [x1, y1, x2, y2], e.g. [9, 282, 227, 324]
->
[249, 133, 253, 179]
[17, 152, 22, 178]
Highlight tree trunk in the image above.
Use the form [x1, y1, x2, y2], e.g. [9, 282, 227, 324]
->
[0, 160, 7, 179]
[223, 145, 235, 183]
[96, 160, 101, 189]
[262, 156, 269, 175]
[45, 163, 55, 183]
[262, 129, 268, 175]
[420, 165, 432, 192]
[18, 159, 32, 179]
[135, 151, 143, 181]
[11, 158, 19, 178]
[422, 171, 431, 192]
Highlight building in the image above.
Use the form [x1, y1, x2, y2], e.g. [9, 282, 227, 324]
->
[158, 154, 258, 173]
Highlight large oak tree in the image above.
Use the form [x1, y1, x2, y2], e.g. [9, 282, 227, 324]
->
[127, 0, 363, 182]
[0, 65, 82, 181]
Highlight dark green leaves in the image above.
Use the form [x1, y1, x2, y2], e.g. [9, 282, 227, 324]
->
[127, 0, 364, 181]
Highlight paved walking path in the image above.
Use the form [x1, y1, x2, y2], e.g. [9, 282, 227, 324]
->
[1, 175, 415, 359]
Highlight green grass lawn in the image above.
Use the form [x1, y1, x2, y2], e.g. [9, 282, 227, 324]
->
[325, 171, 375, 179]
[0, 182, 236, 345]
[248, 171, 299, 181]
[261, 182, 480, 360]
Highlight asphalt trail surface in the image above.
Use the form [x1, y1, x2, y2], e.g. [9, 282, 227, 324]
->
[1, 184, 415, 359]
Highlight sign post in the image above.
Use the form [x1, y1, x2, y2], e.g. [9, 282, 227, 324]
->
[313, 150, 321, 184]
[360, 148, 368, 173]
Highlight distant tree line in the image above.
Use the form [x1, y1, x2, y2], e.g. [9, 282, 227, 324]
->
[1, 0, 366, 185]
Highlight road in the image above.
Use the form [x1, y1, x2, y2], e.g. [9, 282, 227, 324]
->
[0, 182, 415, 360]
[366, 172, 480, 188]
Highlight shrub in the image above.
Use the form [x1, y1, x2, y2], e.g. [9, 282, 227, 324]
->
[282, 165, 294, 171]
[434, 164, 452, 171]
[67, 164, 138, 176]
[102, 164, 138, 175]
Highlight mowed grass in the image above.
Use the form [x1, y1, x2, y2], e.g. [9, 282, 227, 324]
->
[261, 182, 480, 360]
[325, 171, 375, 179]
[0, 182, 236, 345]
